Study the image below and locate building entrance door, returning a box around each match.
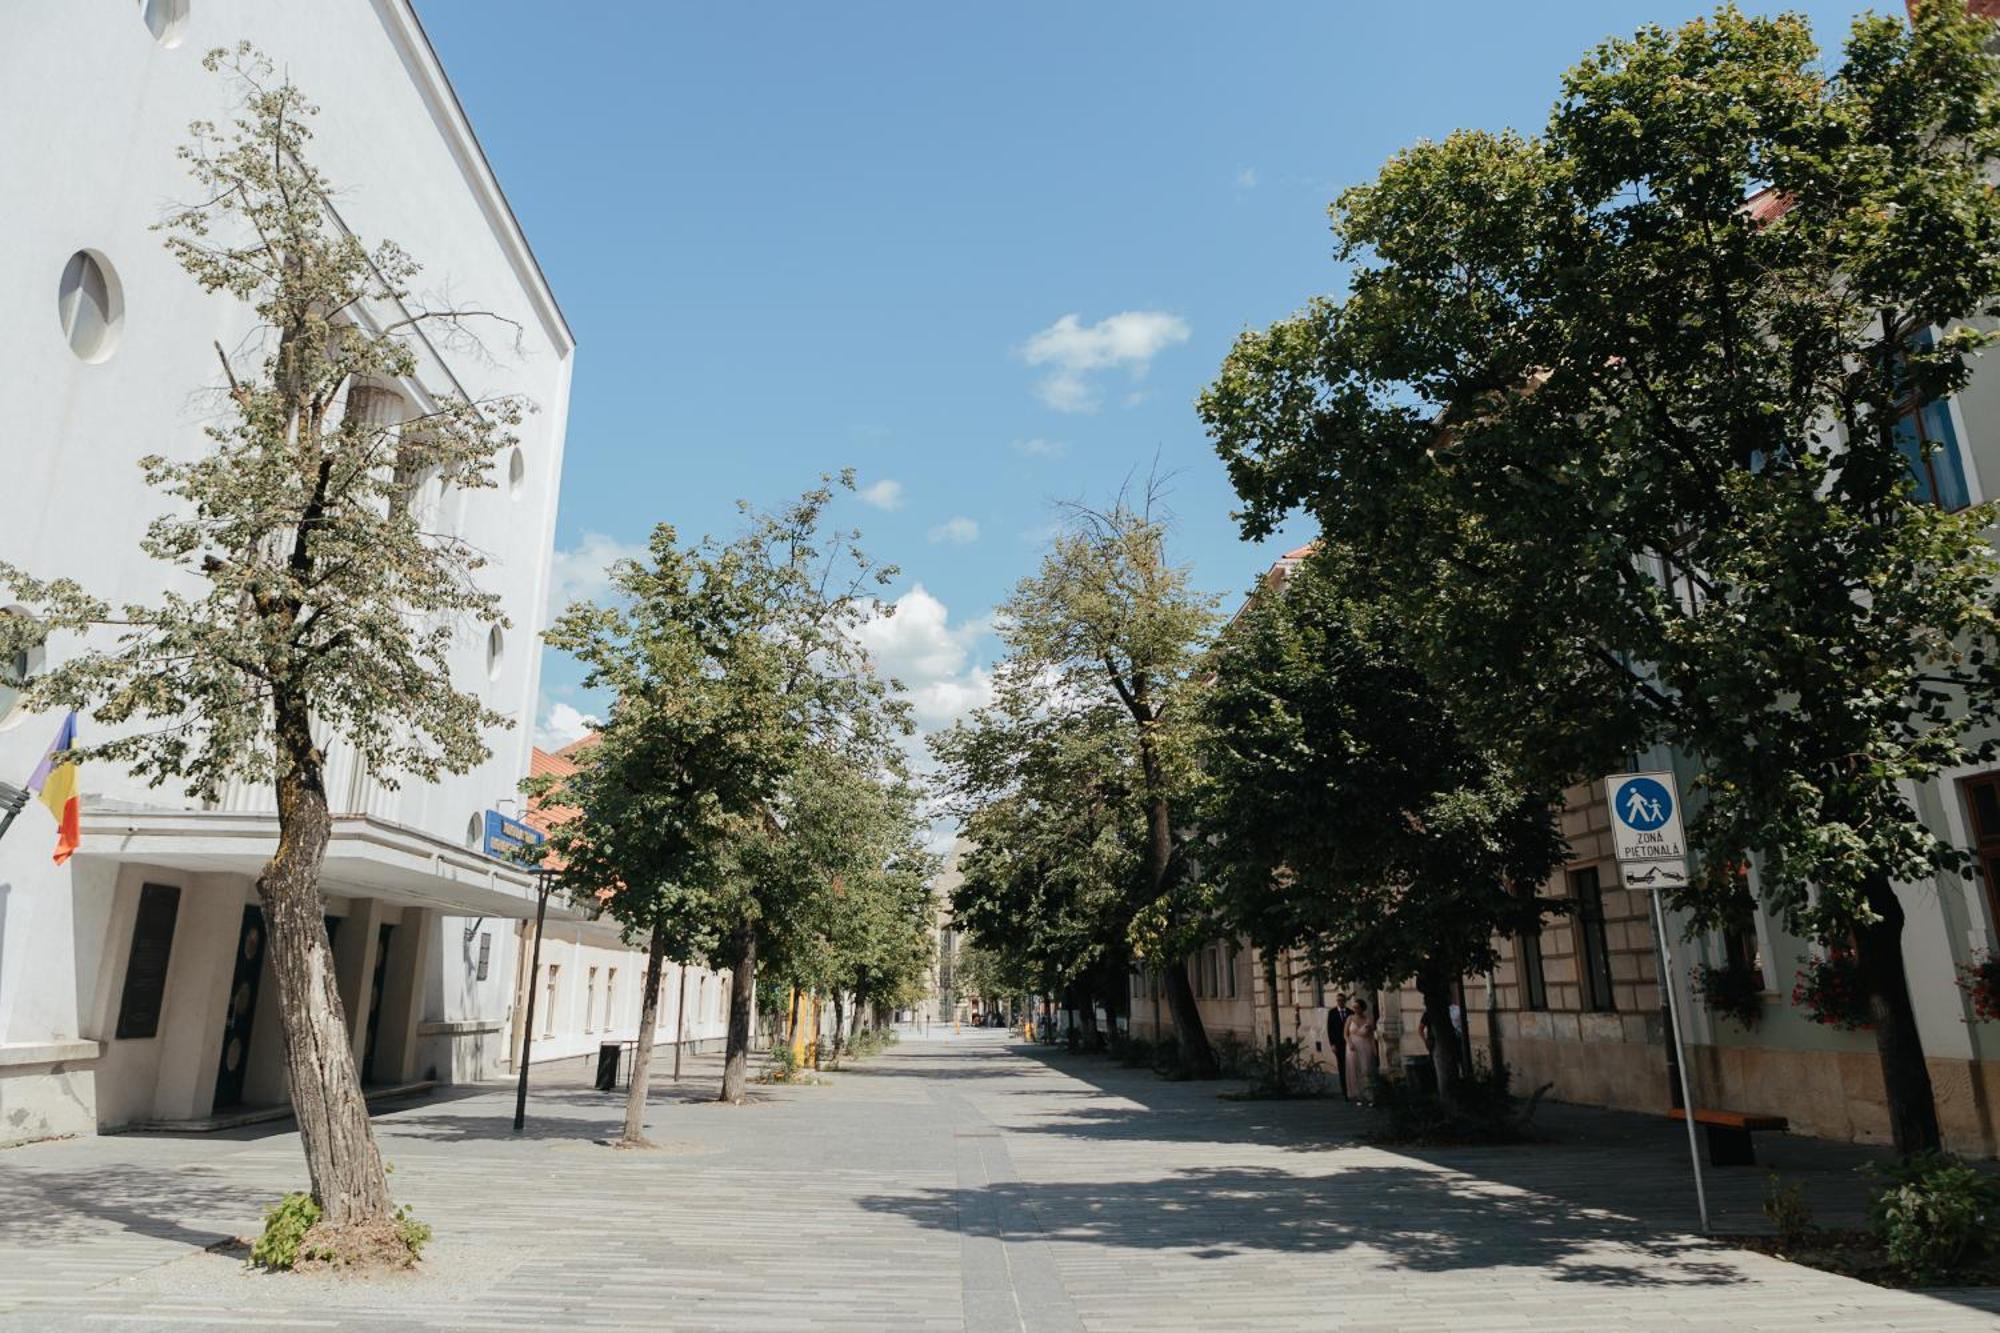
[213,904,265,1109]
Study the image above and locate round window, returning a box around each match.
[140,0,190,47]
[58,251,124,363]
[508,447,526,499]
[466,813,484,848]
[486,625,505,682]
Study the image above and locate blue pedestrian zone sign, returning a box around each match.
[1606,771,1687,864]
[482,809,545,865]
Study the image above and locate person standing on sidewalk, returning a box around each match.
[1344,999,1379,1105]
[1327,993,1351,1100]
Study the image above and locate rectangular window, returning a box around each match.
[542,965,559,1038]
[1723,926,1765,989]
[1519,927,1548,1012]
[1891,329,1972,510]
[115,883,181,1040]
[476,931,491,981]
[1961,772,2000,931]
[606,968,617,1029]
[1226,948,1239,999]
[585,967,599,1032]
[1573,867,1616,1011]
[1312,977,1326,1009]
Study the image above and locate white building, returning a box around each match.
[0,1,575,1143]
[510,919,736,1078]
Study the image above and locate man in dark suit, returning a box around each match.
[1328,993,1351,1100]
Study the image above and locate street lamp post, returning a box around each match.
[512,865,557,1135]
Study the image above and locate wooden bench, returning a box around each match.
[1670,1107,1789,1166]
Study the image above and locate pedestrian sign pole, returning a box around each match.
[1605,770,1710,1235]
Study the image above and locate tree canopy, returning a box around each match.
[1201,0,2000,1152]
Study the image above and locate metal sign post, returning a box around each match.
[1606,770,1710,1235]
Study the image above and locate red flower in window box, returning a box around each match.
[1956,951,2000,1023]
[1792,951,1874,1030]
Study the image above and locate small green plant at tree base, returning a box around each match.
[1692,960,1765,1030]
[1210,1030,1253,1079]
[1114,1034,1156,1069]
[394,1204,432,1261]
[1864,1152,2000,1283]
[1224,1037,1330,1100]
[251,1193,322,1271]
[1763,1173,1814,1247]
[1374,1058,1544,1145]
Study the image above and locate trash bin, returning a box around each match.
[595,1041,622,1091]
[1403,1053,1436,1096]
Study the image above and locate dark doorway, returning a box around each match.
[212,904,265,1109]
[362,922,395,1084]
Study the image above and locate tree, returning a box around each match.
[735,750,933,1058]
[530,516,798,1144]
[0,48,526,1246]
[534,477,907,1108]
[1201,1,2000,1152]
[933,667,1146,1045]
[971,490,1221,1071]
[1196,551,1567,1108]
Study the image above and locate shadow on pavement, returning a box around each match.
[0,1164,265,1249]
[857,1160,1747,1287]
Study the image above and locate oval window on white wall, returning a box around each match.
[486,626,505,682]
[58,251,123,363]
[508,447,526,499]
[140,0,190,47]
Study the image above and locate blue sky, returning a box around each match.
[416,0,1880,752]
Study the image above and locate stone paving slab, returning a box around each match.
[0,1032,1994,1329]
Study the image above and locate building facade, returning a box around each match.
[0,1,575,1144]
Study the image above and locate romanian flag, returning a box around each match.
[26,712,80,865]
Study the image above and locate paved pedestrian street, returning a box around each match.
[1,1032,1996,1331]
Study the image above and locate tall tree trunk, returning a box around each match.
[262,694,392,1227]
[1855,873,1942,1155]
[850,988,865,1040]
[1417,957,1463,1113]
[620,927,668,1145]
[831,992,847,1056]
[1140,769,1216,1077]
[1160,956,1216,1078]
[1262,948,1284,1089]
[1484,965,1504,1082]
[719,919,758,1104]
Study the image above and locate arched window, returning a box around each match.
[58,251,123,362]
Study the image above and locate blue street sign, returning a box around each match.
[1614,777,1673,832]
[482,809,545,864]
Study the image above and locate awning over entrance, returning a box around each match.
[74,810,582,920]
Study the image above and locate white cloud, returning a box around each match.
[928,516,979,545]
[1011,438,1067,458]
[534,698,599,751]
[1236,167,1259,189]
[859,479,906,510]
[851,585,994,732]
[544,532,649,627]
[1020,310,1191,413]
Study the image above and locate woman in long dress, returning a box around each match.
[1344,999,1379,1103]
